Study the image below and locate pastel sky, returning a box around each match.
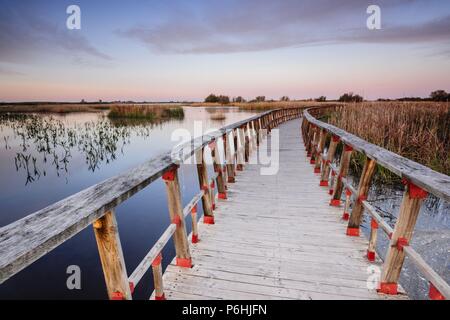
[0,0,449,102]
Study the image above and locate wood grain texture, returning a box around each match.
[93,210,131,300]
[381,187,424,284]
[348,158,377,228]
[196,148,214,217]
[164,169,191,261]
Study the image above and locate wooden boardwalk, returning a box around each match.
[159,120,406,300]
[3,107,447,300]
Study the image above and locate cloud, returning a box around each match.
[118,0,450,54]
[0,65,24,76]
[340,15,450,44]
[0,3,111,64]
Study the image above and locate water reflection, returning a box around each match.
[0,113,166,185]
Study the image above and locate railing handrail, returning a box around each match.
[0,108,299,286]
[303,107,449,300]
[304,108,450,202]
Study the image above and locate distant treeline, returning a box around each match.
[204,89,449,104]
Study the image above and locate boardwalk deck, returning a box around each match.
[157,119,408,300]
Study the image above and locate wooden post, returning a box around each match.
[320,135,339,187]
[301,118,308,143]
[195,147,214,222]
[210,179,216,211]
[310,126,320,163]
[314,129,326,173]
[244,124,250,162]
[306,124,315,157]
[329,171,336,195]
[254,120,260,147]
[367,218,378,262]
[210,141,227,200]
[162,167,192,268]
[379,180,427,295]
[221,134,229,184]
[225,131,235,183]
[151,254,165,300]
[236,128,245,171]
[330,144,353,207]
[347,158,377,236]
[191,204,199,243]
[249,121,256,152]
[93,210,132,300]
[233,128,240,171]
[342,188,352,221]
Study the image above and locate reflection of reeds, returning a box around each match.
[326,102,450,180]
[210,112,226,121]
[0,114,156,185]
[108,105,184,120]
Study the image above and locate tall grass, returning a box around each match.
[107,104,184,120]
[0,104,107,114]
[327,102,450,180]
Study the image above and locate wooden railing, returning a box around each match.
[302,107,450,300]
[0,107,303,300]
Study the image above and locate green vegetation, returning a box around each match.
[338,92,363,103]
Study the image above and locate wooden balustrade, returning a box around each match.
[303,107,450,300]
[0,107,303,300]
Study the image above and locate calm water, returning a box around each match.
[0,107,259,299]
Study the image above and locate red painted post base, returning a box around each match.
[319,180,328,187]
[429,283,445,300]
[228,176,235,183]
[346,227,360,237]
[310,159,316,165]
[192,234,199,244]
[218,192,227,200]
[111,292,125,300]
[155,294,166,300]
[237,164,243,171]
[176,257,193,268]
[204,215,215,225]
[330,199,341,207]
[314,167,321,174]
[378,282,398,295]
[367,250,376,262]
[342,212,349,220]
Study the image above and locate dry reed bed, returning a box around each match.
[107,104,184,120]
[326,102,450,178]
[0,104,109,114]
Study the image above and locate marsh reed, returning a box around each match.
[108,104,184,120]
[326,102,450,180]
